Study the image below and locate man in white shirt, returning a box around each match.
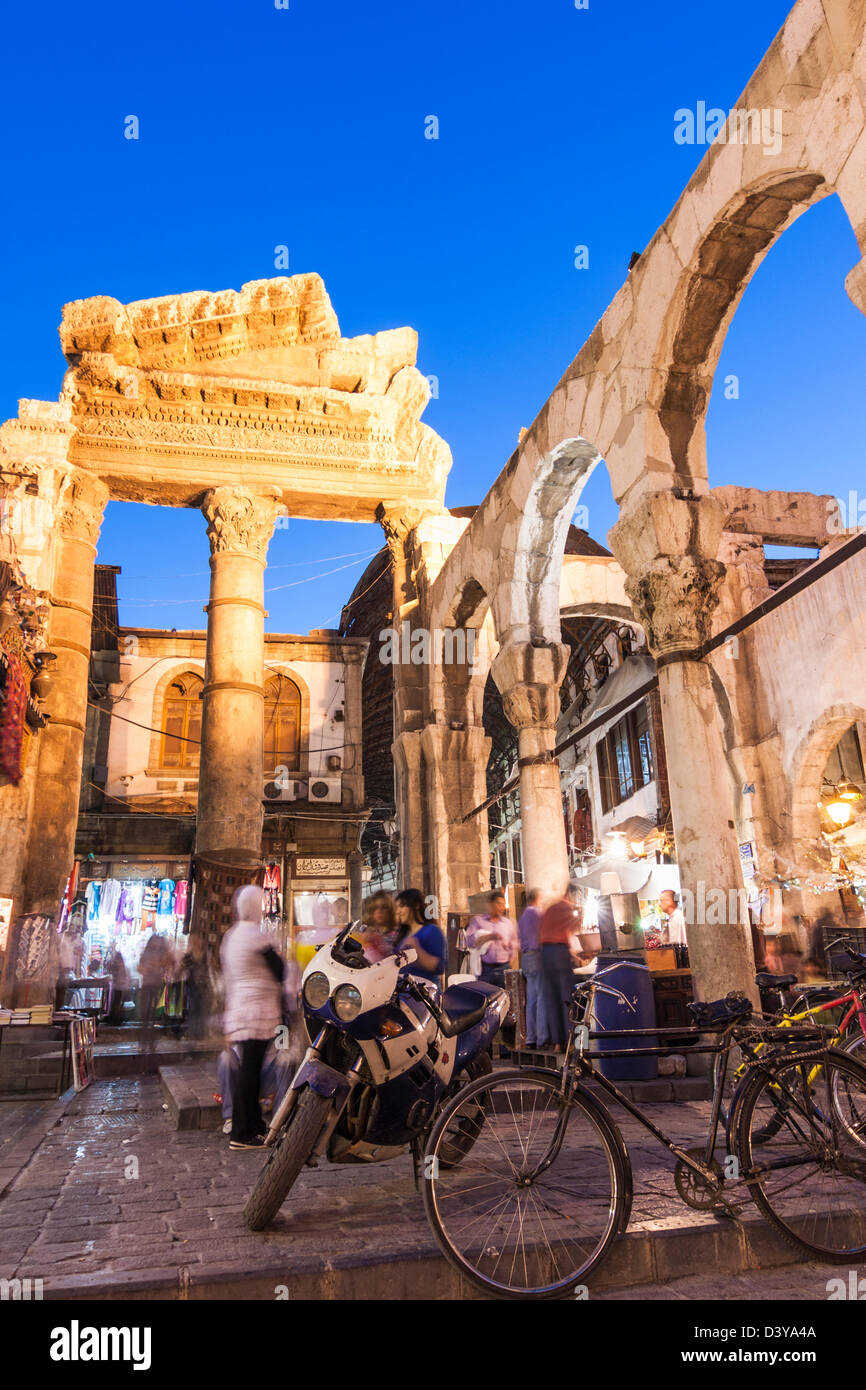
[660,889,687,947]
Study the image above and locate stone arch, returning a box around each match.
[147,661,207,774]
[490,437,606,648]
[426,574,496,727]
[652,173,831,487]
[790,704,866,859]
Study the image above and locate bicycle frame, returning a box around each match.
[528,969,835,1194]
[780,985,866,1039]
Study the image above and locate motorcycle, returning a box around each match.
[243,920,509,1230]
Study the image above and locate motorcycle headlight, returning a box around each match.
[303,971,331,1010]
[333,984,363,1022]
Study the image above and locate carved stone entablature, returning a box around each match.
[202,487,281,563]
[624,556,725,658]
[60,276,342,369]
[43,275,452,519]
[56,473,109,547]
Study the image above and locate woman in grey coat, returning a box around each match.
[220,884,284,1151]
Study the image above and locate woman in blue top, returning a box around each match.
[394,888,446,985]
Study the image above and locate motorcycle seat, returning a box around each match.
[754,972,798,989]
[440,983,493,1038]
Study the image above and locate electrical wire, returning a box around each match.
[116,548,382,582]
[318,557,393,630]
[117,553,377,606]
[85,697,355,757]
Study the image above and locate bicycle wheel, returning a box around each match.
[837,1035,866,1150]
[733,1049,866,1262]
[422,1067,629,1299]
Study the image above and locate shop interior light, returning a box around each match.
[839,781,863,802]
[630,839,645,856]
[826,798,854,828]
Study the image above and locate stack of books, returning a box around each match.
[0,1008,11,1026]
[10,1009,32,1025]
[29,1004,54,1025]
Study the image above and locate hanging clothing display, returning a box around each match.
[157,878,176,918]
[85,880,101,927]
[262,863,281,918]
[0,644,28,786]
[99,878,122,927]
[174,879,189,922]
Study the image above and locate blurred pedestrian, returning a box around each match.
[540,882,582,1052]
[138,927,173,1052]
[182,935,211,1040]
[394,889,446,985]
[357,891,397,963]
[518,889,549,1047]
[106,946,131,1025]
[467,889,518,988]
[221,884,284,1151]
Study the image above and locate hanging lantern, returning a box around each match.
[826,797,854,828]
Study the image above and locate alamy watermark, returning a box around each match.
[674,102,783,157]
[378,623,479,668]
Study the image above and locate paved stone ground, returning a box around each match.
[596,1263,850,1300]
[0,1076,861,1299]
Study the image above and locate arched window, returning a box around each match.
[160,673,203,771]
[264,675,301,773]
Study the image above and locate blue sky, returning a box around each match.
[2,0,864,630]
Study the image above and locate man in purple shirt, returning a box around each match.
[518,889,549,1048]
[467,890,517,988]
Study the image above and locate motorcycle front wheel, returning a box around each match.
[243,1088,331,1231]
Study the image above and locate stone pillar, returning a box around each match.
[421,723,491,918]
[348,849,364,921]
[195,487,280,866]
[20,473,108,916]
[393,730,425,889]
[611,493,758,1007]
[491,642,570,898]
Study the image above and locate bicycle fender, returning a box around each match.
[291,1057,351,1109]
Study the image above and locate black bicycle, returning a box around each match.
[422,963,866,1299]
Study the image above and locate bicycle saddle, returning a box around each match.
[754,972,798,989]
[687,992,753,1027]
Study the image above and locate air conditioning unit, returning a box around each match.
[263,777,305,803]
[308,775,342,804]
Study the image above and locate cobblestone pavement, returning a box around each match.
[0,1077,856,1298]
[596,1263,852,1300]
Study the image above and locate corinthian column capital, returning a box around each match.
[491,641,570,731]
[56,473,109,548]
[202,487,282,563]
[624,556,725,657]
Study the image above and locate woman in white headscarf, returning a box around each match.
[220,884,284,1150]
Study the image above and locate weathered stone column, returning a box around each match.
[393,730,425,889]
[610,492,758,1007]
[196,487,280,865]
[348,849,364,921]
[20,472,108,915]
[421,723,491,918]
[491,642,570,897]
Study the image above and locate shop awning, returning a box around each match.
[573,855,653,895]
[559,654,656,739]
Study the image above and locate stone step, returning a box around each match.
[95,1041,220,1079]
[34,1208,851,1302]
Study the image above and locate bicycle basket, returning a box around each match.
[687,990,752,1027]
